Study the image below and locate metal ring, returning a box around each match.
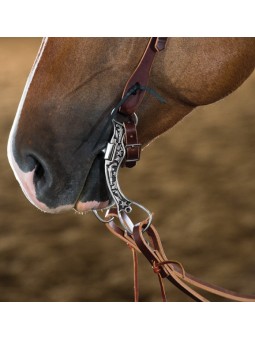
[131,112,138,126]
[93,209,114,223]
[116,201,153,234]
[141,216,153,233]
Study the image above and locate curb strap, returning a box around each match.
[119,37,168,167]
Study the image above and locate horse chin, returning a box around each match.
[72,153,112,213]
[74,200,110,213]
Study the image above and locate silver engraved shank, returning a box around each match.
[104,120,153,234]
[104,120,132,215]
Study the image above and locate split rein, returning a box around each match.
[93,38,255,302]
[104,210,255,302]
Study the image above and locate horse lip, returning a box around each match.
[73,150,112,213]
[74,200,110,213]
[72,112,115,212]
[58,120,112,212]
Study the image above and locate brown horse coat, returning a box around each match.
[7,38,255,213]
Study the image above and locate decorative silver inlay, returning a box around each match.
[103,120,152,234]
[104,120,132,214]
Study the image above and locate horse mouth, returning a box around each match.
[73,153,113,213]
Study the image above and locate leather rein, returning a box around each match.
[93,37,255,302]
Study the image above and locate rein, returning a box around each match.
[93,37,255,302]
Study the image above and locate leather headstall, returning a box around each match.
[119,37,167,168]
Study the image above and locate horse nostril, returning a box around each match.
[27,155,48,189]
[34,161,45,182]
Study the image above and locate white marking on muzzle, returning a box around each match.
[7,151,73,213]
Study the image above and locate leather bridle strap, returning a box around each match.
[105,209,141,301]
[133,221,208,302]
[120,37,168,115]
[119,37,168,168]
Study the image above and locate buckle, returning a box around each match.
[125,143,141,162]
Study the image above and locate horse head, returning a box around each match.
[8,38,255,214]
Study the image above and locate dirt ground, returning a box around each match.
[0,38,254,302]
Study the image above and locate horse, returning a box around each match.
[7,38,255,217]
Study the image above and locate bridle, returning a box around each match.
[94,37,168,231]
[93,37,255,302]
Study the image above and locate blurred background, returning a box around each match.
[0,38,254,302]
